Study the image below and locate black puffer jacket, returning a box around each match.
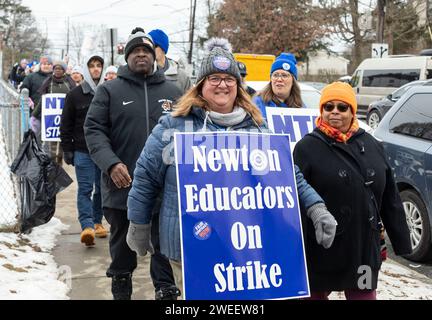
[84,65,182,210]
[293,128,411,291]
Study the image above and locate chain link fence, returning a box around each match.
[0,79,29,232]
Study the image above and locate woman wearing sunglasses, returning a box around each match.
[253,52,302,119]
[293,82,412,300]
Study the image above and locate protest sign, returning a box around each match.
[41,93,66,142]
[174,132,309,300]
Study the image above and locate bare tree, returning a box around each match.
[207,0,330,57]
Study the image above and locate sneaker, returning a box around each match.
[95,224,108,238]
[80,228,95,246]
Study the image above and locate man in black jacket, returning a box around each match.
[60,54,107,247]
[84,29,182,300]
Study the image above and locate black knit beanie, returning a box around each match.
[124,30,155,61]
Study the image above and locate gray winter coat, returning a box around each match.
[84,64,182,210]
[127,107,323,261]
[164,58,192,93]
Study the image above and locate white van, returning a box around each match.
[350,55,432,116]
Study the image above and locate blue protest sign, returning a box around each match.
[266,108,318,150]
[41,93,66,141]
[174,132,309,300]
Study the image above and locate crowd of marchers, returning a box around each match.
[7,26,412,301]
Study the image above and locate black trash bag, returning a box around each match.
[10,130,73,233]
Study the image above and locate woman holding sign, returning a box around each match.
[253,53,302,119]
[126,38,337,298]
[293,82,412,300]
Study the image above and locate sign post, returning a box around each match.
[372,43,389,58]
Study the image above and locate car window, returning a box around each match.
[392,85,412,100]
[350,70,361,87]
[362,69,420,88]
[301,90,321,109]
[389,93,432,141]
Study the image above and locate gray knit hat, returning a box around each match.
[124,30,155,61]
[196,38,241,83]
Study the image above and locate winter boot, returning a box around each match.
[94,224,108,238]
[80,228,95,246]
[112,273,133,300]
[155,285,181,300]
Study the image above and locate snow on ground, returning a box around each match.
[0,217,70,299]
[329,260,432,300]
[0,115,19,228]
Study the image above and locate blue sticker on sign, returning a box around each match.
[213,56,231,70]
[194,221,212,240]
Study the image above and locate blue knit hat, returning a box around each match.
[270,53,298,79]
[149,29,169,54]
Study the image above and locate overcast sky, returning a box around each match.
[21,0,207,63]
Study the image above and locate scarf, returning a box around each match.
[315,116,360,143]
[208,106,247,127]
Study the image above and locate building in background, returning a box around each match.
[298,50,349,83]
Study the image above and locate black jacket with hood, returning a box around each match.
[60,55,105,153]
[84,64,182,210]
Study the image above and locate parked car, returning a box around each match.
[374,86,432,262]
[350,55,432,116]
[301,81,327,92]
[366,79,432,129]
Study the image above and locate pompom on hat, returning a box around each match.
[270,53,298,79]
[196,38,241,83]
[319,81,358,114]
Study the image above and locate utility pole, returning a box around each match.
[376,0,386,43]
[188,0,197,65]
[65,17,70,59]
[110,28,115,66]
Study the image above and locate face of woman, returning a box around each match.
[271,70,293,101]
[202,73,238,114]
[321,100,354,133]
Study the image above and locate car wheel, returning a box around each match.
[400,189,432,262]
[366,110,381,130]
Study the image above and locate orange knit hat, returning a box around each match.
[319,82,357,114]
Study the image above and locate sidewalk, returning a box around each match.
[52,164,154,300]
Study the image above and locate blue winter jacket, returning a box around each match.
[127,107,323,261]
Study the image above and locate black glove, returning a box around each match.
[63,151,74,166]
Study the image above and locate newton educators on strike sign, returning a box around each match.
[174,132,309,300]
[41,93,66,142]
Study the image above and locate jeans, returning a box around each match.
[74,151,102,230]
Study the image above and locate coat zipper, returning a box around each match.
[144,80,149,139]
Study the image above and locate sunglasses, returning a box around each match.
[323,102,350,112]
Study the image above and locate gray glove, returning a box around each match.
[126,222,154,256]
[306,203,338,249]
